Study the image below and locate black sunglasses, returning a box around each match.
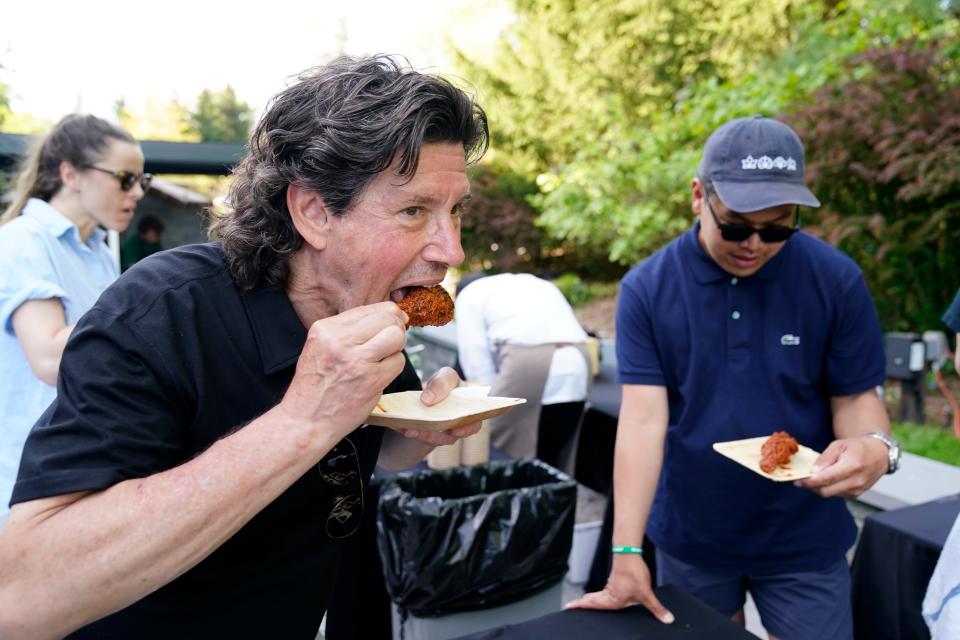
[86,166,153,192]
[317,437,364,539]
[703,194,800,244]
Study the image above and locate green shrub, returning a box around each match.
[533,0,952,271]
[552,273,619,308]
[892,422,960,467]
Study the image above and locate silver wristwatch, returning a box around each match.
[866,432,901,474]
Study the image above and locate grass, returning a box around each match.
[892,422,960,467]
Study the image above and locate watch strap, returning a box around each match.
[866,432,901,474]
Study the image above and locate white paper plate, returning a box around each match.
[712,436,820,482]
[366,390,525,432]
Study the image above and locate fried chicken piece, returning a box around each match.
[759,431,799,473]
[397,285,454,327]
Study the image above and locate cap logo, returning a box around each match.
[741,155,797,171]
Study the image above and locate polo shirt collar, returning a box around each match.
[22,197,108,246]
[241,283,307,375]
[683,220,789,284]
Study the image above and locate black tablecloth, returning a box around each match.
[585,362,621,420]
[573,363,619,494]
[851,493,960,640]
[451,585,756,639]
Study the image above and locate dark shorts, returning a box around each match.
[656,548,853,640]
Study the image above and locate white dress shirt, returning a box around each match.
[924,512,960,638]
[455,273,589,404]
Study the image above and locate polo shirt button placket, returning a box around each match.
[731,277,739,285]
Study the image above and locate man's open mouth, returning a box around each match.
[389,288,410,304]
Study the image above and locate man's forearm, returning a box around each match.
[831,388,890,439]
[610,385,669,549]
[0,405,340,640]
[611,420,665,548]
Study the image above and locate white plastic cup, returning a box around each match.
[460,421,491,466]
[427,439,463,470]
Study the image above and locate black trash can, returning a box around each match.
[377,459,577,618]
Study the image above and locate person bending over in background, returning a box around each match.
[456,271,591,471]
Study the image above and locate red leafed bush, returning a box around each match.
[786,39,960,331]
[461,164,623,278]
[460,164,544,272]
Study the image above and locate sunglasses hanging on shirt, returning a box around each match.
[317,436,365,539]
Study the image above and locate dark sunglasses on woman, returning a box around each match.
[317,437,364,539]
[85,165,153,192]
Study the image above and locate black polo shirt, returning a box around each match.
[12,243,421,639]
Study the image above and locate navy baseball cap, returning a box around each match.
[698,116,821,212]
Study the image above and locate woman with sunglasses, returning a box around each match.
[0,113,148,524]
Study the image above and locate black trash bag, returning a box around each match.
[377,459,577,617]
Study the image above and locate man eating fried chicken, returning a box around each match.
[0,56,487,639]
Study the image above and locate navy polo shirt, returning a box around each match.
[944,289,960,333]
[616,223,884,572]
[12,243,421,639]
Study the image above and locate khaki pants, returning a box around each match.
[488,343,590,464]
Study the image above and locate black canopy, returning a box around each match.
[0,133,245,175]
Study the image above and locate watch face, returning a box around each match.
[888,441,901,473]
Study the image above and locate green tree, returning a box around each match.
[452,0,806,177]
[531,0,953,265]
[0,82,9,130]
[461,163,543,272]
[185,86,252,142]
[113,98,131,126]
[0,56,10,128]
[116,97,198,142]
[448,0,870,274]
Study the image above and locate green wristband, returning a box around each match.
[611,545,644,555]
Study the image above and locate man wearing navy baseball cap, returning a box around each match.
[569,117,898,640]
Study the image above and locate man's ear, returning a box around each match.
[59,161,81,192]
[287,184,331,251]
[691,176,705,216]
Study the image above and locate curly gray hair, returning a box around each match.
[210,55,489,292]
